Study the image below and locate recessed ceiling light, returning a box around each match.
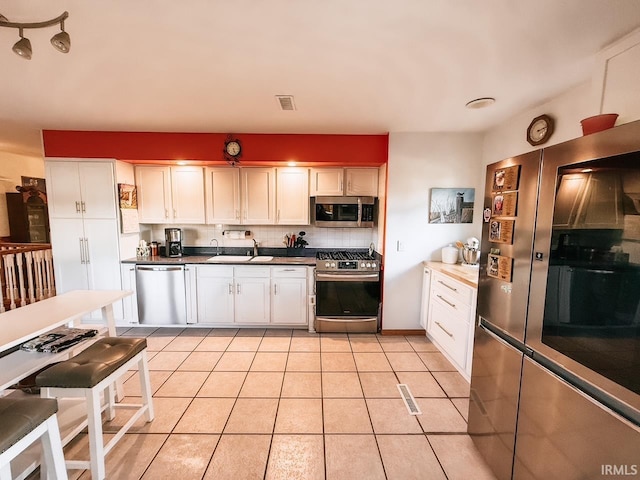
[465,97,496,109]
[176,160,187,165]
[287,161,297,167]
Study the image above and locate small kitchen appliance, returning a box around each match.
[164,228,183,257]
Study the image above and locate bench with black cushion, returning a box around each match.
[0,397,67,479]
[36,337,154,480]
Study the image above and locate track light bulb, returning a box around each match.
[51,31,70,53]
[12,30,32,59]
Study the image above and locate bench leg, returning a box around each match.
[138,351,154,422]
[86,389,106,480]
[105,384,116,421]
[41,415,68,480]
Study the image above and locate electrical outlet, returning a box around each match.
[397,241,405,252]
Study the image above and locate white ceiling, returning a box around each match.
[1,0,640,157]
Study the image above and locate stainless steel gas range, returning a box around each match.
[314,251,381,333]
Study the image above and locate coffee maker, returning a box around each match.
[165,228,183,257]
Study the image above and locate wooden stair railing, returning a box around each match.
[0,243,55,312]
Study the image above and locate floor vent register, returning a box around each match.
[397,384,422,415]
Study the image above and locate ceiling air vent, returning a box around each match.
[276,95,296,111]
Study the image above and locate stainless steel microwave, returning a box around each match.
[311,196,376,227]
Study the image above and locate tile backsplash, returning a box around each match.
[140,224,378,250]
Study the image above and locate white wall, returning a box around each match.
[381,133,484,330]
[115,161,141,260]
[482,82,593,164]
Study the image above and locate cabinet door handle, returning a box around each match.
[173,209,177,218]
[228,284,233,294]
[81,201,86,213]
[84,238,90,264]
[436,294,456,309]
[438,280,457,292]
[237,284,241,294]
[435,321,454,338]
[277,210,280,222]
[235,210,240,220]
[79,238,85,264]
[75,201,81,213]
[274,284,278,295]
[165,209,169,219]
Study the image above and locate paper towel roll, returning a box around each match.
[224,230,250,240]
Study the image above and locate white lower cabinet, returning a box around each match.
[234,267,271,324]
[193,265,308,326]
[271,267,308,325]
[426,269,477,380]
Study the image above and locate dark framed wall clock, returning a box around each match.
[526,114,554,146]
[223,136,242,165]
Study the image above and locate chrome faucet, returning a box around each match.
[210,238,220,256]
[252,239,259,256]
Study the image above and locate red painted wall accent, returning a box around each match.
[42,131,388,166]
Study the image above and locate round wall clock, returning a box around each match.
[526,114,554,146]
[223,137,242,164]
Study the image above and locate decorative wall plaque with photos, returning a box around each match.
[492,191,518,217]
[492,165,520,192]
[489,219,515,244]
[487,254,513,282]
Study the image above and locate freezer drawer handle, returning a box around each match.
[436,294,456,309]
[438,280,457,292]
[435,321,454,338]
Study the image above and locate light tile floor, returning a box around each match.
[61,328,497,480]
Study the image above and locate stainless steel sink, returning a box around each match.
[206,255,252,262]
[250,256,274,262]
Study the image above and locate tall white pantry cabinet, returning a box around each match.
[45,159,124,318]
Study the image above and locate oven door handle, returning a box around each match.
[316,273,379,282]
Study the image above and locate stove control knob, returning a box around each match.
[325,262,331,268]
[361,262,366,268]
[330,262,336,268]
[372,262,377,268]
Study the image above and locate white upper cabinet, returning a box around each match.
[595,29,640,124]
[46,161,116,219]
[276,168,310,225]
[345,168,379,196]
[205,167,241,224]
[310,167,378,196]
[171,167,206,224]
[241,168,276,224]
[310,168,344,196]
[136,166,205,224]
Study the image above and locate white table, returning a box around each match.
[0,290,132,392]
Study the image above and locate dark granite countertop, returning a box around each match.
[121,254,316,266]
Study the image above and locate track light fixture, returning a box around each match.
[0,11,69,59]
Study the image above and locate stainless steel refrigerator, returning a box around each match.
[468,121,640,480]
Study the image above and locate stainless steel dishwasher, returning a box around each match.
[136,265,187,324]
